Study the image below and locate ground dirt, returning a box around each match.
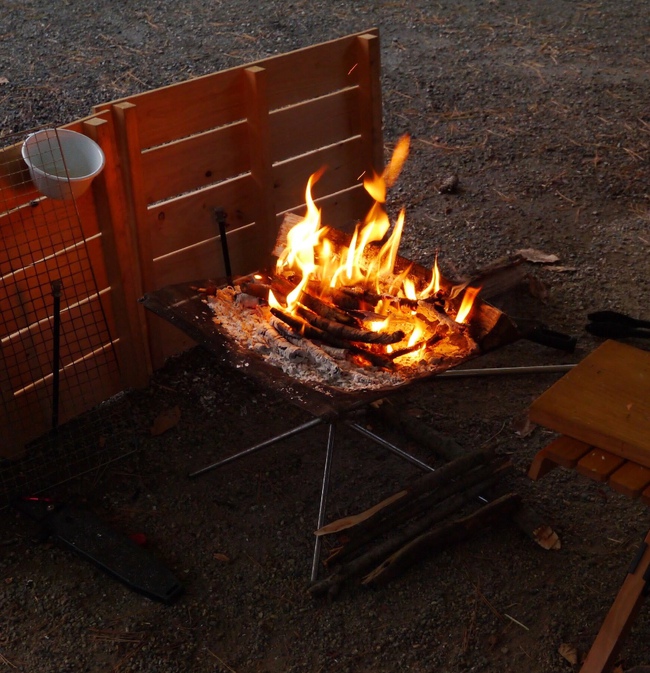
[1,1,650,672]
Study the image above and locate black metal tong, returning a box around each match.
[586,310,650,340]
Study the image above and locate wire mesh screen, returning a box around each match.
[0,127,137,505]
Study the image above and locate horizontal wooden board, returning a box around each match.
[152,221,265,288]
[148,174,255,258]
[269,87,361,164]
[0,189,100,278]
[141,121,249,205]
[529,340,650,468]
[576,448,626,482]
[95,30,377,150]
[1,290,116,392]
[278,183,374,234]
[1,236,109,338]
[11,343,122,444]
[272,136,369,215]
[608,461,650,499]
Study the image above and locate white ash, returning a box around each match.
[205,286,479,392]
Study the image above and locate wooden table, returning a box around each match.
[527,340,650,673]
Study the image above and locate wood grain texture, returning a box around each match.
[529,340,650,468]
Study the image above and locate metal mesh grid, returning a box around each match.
[0,127,137,505]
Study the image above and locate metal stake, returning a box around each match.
[214,207,232,280]
[311,423,336,582]
[51,280,63,429]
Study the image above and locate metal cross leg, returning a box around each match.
[188,416,435,582]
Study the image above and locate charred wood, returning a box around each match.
[294,305,405,345]
[269,307,392,369]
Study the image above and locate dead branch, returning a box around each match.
[309,472,507,599]
[362,493,521,586]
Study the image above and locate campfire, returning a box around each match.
[204,135,516,393]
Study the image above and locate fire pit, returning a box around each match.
[139,135,520,580]
[143,136,518,407]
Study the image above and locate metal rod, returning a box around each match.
[438,363,576,378]
[51,280,63,429]
[345,420,434,473]
[188,416,325,479]
[214,207,232,280]
[311,423,336,582]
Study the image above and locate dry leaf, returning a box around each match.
[558,642,578,665]
[532,524,561,550]
[515,248,560,264]
[213,552,230,563]
[150,405,181,436]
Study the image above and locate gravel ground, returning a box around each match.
[1,1,650,672]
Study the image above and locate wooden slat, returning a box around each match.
[94,30,378,150]
[243,66,277,270]
[269,87,361,164]
[1,236,108,338]
[0,190,100,278]
[152,222,263,288]
[355,33,385,176]
[272,136,368,215]
[527,435,592,481]
[608,462,650,499]
[529,340,650,468]
[141,121,249,205]
[1,290,116,392]
[147,174,255,259]
[11,343,122,444]
[579,527,650,673]
[83,116,151,388]
[576,448,626,482]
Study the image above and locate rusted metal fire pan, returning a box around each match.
[140,271,520,419]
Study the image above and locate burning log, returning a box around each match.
[361,493,521,586]
[294,305,405,345]
[269,307,393,369]
[269,273,357,326]
[270,317,343,379]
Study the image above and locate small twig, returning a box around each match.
[0,651,17,669]
[504,613,530,631]
[207,648,239,673]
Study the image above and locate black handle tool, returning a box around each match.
[12,497,184,604]
[586,310,650,340]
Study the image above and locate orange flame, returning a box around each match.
[456,287,481,324]
[272,133,481,361]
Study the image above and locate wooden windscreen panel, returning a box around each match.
[0,115,148,458]
[96,29,384,368]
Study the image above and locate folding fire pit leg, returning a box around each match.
[188,417,325,478]
[345,420,435,473]
[312,423,336,582]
